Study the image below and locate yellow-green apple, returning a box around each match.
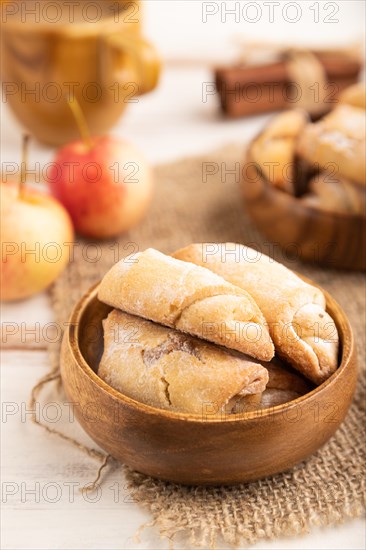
[1,182,74,302]
[47,136,153,239]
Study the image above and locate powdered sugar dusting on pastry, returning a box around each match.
[173,243,336,384]
[319,131,355,158]
[98,248,274,360]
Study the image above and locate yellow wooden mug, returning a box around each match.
[0,1,160,145]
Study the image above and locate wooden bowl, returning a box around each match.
[242,163,366,271]
[61,281,357,486]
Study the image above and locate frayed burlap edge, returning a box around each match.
[122,466,365,549]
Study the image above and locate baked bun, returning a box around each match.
[339,83,366,110]
[260,358,313,409]
[249,109,308,194]
[99,309,269,415]
[301,171,366,215]
[173,243,339,384]
[98,248,274,361]
[296,105,366,187]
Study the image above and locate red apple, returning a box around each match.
[1,182,74,301]
[47,136,153,239]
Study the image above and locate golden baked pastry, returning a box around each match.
[98,248,274,361]
[296,105,366,187]
[173,243,339,384]
[260,358,313,409]
[301,171,366,215]
[339,83,366,110]
[249,109,308,193]
[99,309,269,414]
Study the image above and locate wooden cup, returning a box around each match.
[242,159,366,271]
[60,280,357,486]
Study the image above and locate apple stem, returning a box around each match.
[19,134,30,199]
[66,95,93,150]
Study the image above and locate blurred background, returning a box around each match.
[145,0,365,59]
[1,0,365,164]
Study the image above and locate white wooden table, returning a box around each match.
[1,2,365,548]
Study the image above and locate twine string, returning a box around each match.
[81,454,114,493]
[29,368,110,466]
[285,48,328,115]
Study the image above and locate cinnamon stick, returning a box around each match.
[215,53,362,118]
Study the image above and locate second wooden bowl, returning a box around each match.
[61,281,357,486]
[242,162,366,271]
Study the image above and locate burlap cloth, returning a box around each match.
[45,145,365,548]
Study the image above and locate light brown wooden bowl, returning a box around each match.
[61,281,357,486]
[242,162,366,271]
